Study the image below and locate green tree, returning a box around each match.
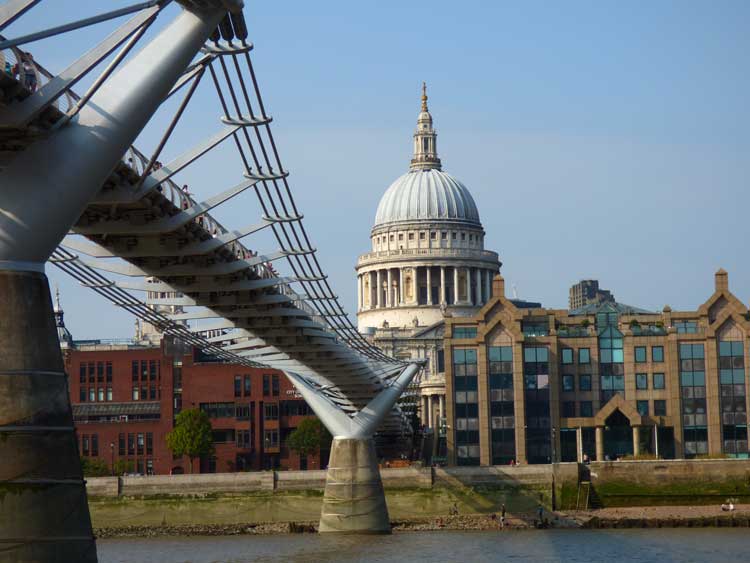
[113,459,135,476]
[80,457,109,477]
[286,419,330,463]
[166,408,214,473]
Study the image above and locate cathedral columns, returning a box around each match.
[453,266,458,305]
[440,266,446,305]
[477,268,483,304]
[399,268,404,305]
[376,270,382,308]
[466,267,472,305]
[485,269,491,300]
[386,269,393,307]
[357,275,362,311]
[426,266,433,305]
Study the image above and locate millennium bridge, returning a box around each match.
[0,1,420,560]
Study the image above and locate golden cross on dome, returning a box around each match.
[421,81,428,112]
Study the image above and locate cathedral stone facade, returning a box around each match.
[355,85,501,448]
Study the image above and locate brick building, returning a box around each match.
[445,269,750,465]
[64,336,324,475]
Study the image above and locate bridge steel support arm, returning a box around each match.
[0,4,235,562]
[286,363,421,534]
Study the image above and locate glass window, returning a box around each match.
[562,402,576,417]
[654,400,667,416]
[244,375,251,396]
[79,387,86,402]
[263,374,270,396]
[579,374,592,391]
[578,348,590,364]
[636,373,648,390]
[562,375,575,392]
[637,400,649,416]
[561,348,574,365]
[234,375,241,398]
[653,373,665,389]
[89,388,96,402]
[272,375,280,396]
[652,346,664,363]
[580,401,593,417]
[635,346,647,363]
[106,387,113,401]
[454,326,478,339]
[675,321,698,334]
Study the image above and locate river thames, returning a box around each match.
[98,528,747,562]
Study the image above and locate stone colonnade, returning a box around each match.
[574,424,647,462]
[357,265,494,311]
[421,394,446,430]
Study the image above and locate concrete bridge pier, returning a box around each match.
[319,437,390,533]
[0,268,97,562]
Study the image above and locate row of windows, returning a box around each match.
[79,386,113,402]
[79,362,112,384]
[116,432,154,456]
[234,374,253,397]
[634,346,664,363]
[131,386,159,401]
[561,348,590,365]
[131,360,160,382]
[560,399,667,418]
[376,231,481,244]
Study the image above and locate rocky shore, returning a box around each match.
[568,504,750,529]
[94,505,750,538]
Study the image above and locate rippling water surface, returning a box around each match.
[98,528,748,563]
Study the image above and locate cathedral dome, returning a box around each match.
[372,82,482,231]
[373,168,481,228]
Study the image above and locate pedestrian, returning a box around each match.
[583,453,590,465]
[500,503,506,529]
[537,504,544,524]
[22,52,37,91]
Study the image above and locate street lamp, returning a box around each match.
[110,442,115,476]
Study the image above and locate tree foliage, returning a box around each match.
[286,418,330,459]
[166,408,214,473]
[113,459,135,476]
[80,457,109,477]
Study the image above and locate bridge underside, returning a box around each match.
[0,2,421,557]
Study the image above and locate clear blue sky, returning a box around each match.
[8,0,750,339]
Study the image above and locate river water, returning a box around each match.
[98,529,748,562]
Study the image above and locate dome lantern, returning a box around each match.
[411,82,441,171]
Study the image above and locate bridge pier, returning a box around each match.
[0,269,97,562]
[285,363,421,535]
[319,437,390,534]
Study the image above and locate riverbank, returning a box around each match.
[94,514,533,538]
[568,504,750,529]
[93,506,750,538]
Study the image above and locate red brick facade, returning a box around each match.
[65,338,324,475]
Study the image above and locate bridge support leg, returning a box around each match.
[319,437,390,534]
[0,269,97,562]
